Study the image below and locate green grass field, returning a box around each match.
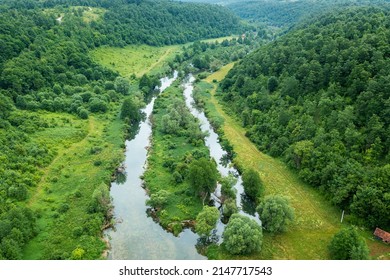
[81,7,106,23]
[200,63,390,260]
[23,109,125,259]
[90,45,181,78]
[90,36,239,79]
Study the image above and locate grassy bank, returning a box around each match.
[23,109,125,259]
[197,63,389,259]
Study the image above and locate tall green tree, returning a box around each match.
[222,214,263,255]
[188,158,218,201]
[256,195,295,234]
[120,97,141,123]
[195,206,219,237]
[242,168,263,201]
[329,227,369,260]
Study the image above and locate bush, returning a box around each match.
[195,206,220,237]
[77,108,89,119]
[329,227,369,260]
[146,190,170,209]
[256,195,294,233]
[222,214,262,255]
[242,168,263,201]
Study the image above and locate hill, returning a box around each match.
[219,7,390,230]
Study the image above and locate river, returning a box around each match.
[105,72,205,260]
[105,73,259,259]
[182,75,260,238]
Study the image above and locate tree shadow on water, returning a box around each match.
[195,230,219,256]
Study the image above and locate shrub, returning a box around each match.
[329,227,369,260]
[256,195,294,233]
[222,214,262,255]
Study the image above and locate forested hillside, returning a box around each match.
[220,7,390,230]
[180,0,390,28]
[0,0,242,259]
[227,0,390,27]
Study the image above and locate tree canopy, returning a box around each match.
[256,195,295,234]
[220,7,390,229]
[329,227,370,260]
[195,206,220,237]
[188,157,218,198]
[242,168,264,201]
[222,214,263,255]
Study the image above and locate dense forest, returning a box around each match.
[0,0,241,259]
[180,0,390,28]
[226,0,390,27]
[219,7,390,230]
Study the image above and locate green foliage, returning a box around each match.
[242,168,263,201]
[222,198,238,219]
[195,206,220,237]
[114,77,130,95]
[220,174,237,202]
[71,247,85,260]
[143,83,210,232]
[88,183,112,220]
[89,98,108,113]
[227,0,385,27]
[256,195,295,234]
[146,190,170,209]
[120,97,141,123]
[222,214,263,255]
[91,0,242,47]
[220,7,390,229]
[267,76,278,93]
[188,158,218,198]
[329,227,370,260]
[0,206,37,260]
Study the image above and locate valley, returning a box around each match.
[0,0,388,261]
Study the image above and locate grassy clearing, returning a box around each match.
[81,7,106,23]
[90,36,240,78]
[90,45,181,78]
[200,63,389,259]
[43,6,105,23]
[201,36,237,44]
[23,109,125,259]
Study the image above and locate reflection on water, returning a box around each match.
[182,75,261,238]
[106,73,260,260]
[105,72,205,260]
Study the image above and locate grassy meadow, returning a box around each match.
[90,45,181,78]
[23,109,125,259]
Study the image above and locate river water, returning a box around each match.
[106,73,259,259]
[182,76,260,238]
[105,72,205,260]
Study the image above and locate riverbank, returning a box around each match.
[195,63,389,260]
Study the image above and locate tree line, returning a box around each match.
[219,7,390,230]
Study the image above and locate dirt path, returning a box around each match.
[142,48,175,76]
[28,117,96,207]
